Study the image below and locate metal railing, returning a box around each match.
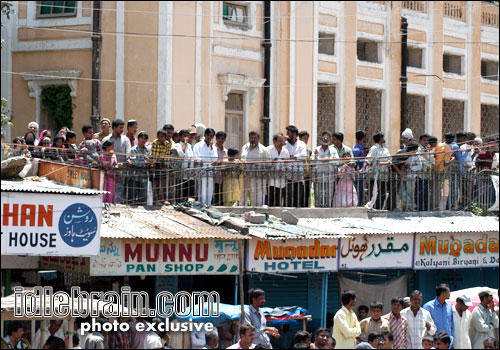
[99,159,498,213]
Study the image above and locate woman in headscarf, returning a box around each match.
[37,129,52,147]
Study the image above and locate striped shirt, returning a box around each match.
[385,312,408,349]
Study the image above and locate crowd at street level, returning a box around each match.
[1,119,499,211]
[2,285,499,349]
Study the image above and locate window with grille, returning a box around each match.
[443,54,463,75]
[405,95,426,140]
[223,2,248,27]
[317,85,336,145]
[442,99,464,137]
[481,104,499,138]
[356,88,382,147]
[357,39,380,63]
[408,47,423,69]
[225,93,244,150]
[36,1,77,18]
[318,32,335,56]
[481,60,499,81]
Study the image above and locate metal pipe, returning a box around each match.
[91,1,102,131]
[262,1,272,146]
[400,17,408,139]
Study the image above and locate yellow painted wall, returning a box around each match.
[294,1,314,145]
[172,1,196,128]
[358,20,384,35]
[319,14,337,27]
[11,50,92,139]
[18,25,91,41]
[408,72,426,85]
[443,78,466,90]
[470,2,482,136]
[318,61,337,74]
[432,2,444,138]
[275,1,290,135]
[123,1,158,135]
[357,66,384,80]
[100,1,117,122]
[388,2,402,154]
[444,35,465,49]
[343,2,357,148]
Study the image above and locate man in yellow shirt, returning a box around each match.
[333,291,361,349]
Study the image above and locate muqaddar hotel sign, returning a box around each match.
[247,239,339,273]
[414,232,499,269]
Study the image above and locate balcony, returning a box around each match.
[402,1,428,13]
[444,1,466,22]
[482,2,499,28]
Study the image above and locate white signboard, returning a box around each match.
[1,192,102,256]
[339,234,414,270]
[247,238,339,273]
[414,232,499,269]
[90,238,240,276]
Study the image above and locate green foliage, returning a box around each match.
[40,86,74,131]
[470,202,497,217]
[1,97,12,128]
[1,1,14,19]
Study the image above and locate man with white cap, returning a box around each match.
[470,289,499,349]
[401,128,414,147]
[453,294,473,349]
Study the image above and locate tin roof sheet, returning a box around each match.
[298,216,499,235]
[101,206,249,240]
[1,179,106,195]
[248,222,347,240]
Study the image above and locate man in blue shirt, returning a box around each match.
[353,130,367,206]
[423,283,454,348]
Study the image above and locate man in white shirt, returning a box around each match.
[362,132,392,210]
[453,294,473,349]
[285,125,308,207]
[193,128,219,206]
[175,129,196,200]
[312,131,340,207]
[400,290,436,349]
[266,133,289,207]
[241,131,271,206]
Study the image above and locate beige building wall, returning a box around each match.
[2,1,498,148]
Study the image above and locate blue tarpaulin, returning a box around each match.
[176,303,310,327]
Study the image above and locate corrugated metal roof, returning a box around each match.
[299,216,499,235]
[249,222,346,240]
[1,179,106,195]
[101,206,249,240]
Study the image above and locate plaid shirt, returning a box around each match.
[150,139,172,168]
[385,312,408,349]
[400,307,436,349]
[108,330,131,349]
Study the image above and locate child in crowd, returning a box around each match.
[223,148,242,206]
[333,153,358,207]
[422,335,435,350]
[100,140,117,203]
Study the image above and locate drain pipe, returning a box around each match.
[400,17,408,137]
[91,1,102,131]
[262,1,271,146]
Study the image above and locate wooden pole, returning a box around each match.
[239,240,245,326]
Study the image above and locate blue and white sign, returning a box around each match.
[1,192,102,256]
[59,203,98,247]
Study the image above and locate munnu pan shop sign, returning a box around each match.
[1,192,102,256]
[90,238,240,276]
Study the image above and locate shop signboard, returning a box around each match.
[339,234,414,270]
[414,232,499,269]
[247,238,339,273]
[1,192,102,256]
[40,256,90,274]
[90,238,240,275]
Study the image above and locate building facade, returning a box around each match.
[1,1,499,152]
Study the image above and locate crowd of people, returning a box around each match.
[3,285,498,349]
[1,119,498,210]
